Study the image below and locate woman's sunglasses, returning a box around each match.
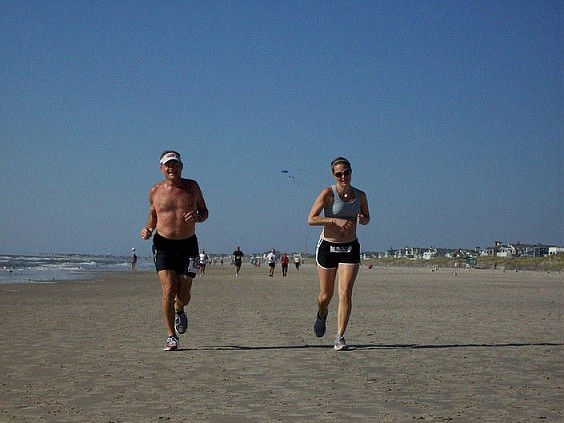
[334,169,351,178]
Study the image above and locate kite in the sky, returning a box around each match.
[281,169,307,186]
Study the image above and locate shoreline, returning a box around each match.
[1,258,561,287]
[1,265,562,421]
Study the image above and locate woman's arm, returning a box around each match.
[357,189,370,225]
[308,188,334,226]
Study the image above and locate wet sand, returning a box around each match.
[1,264,562,422]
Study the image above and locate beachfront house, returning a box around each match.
[496,244,516,258]
[481,241,553,257]
[422,248,437,260]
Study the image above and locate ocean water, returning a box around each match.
[0,254,153,284]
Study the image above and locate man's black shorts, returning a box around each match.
[316,238,361,269]
[152,233,199,277]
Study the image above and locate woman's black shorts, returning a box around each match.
[316,238,361,269]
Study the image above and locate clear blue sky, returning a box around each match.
[1,1,561,257]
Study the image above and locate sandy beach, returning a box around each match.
[1,263,562,422]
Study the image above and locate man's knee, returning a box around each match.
[318,291,332,305]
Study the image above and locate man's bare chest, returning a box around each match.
[154,189,195,212]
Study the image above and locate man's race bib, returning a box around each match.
[184,257,199,274]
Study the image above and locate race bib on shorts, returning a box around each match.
[184,257,198,274]
[330,245,353,253]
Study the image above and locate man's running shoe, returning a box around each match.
[314,312,327,338]
[175,309,188,335]
[334,336,348,351]
[163,335,179,351]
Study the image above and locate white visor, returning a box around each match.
[160,152,181,165]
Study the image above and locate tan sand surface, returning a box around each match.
[1,264,562,422]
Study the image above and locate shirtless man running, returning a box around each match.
[141,150,209,351]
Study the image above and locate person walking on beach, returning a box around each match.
[308,157,370,351]
[267,249,277,277]
[130,251,138,271]
[294,254,301,271]
[233,246,244,277]
[141,150,209,351]
[281,253,289,277]
[199,249,209,276]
